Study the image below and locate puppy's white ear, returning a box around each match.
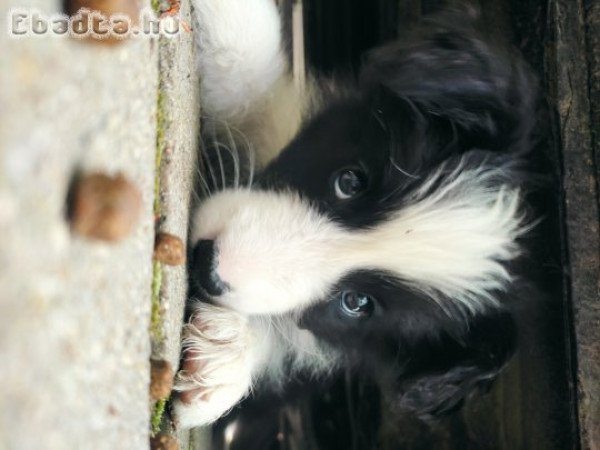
[391,308,516,420]
[359,10,536,155]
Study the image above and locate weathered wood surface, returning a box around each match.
[550,0,600,448]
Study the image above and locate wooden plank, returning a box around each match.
[548,0,600,448]
[585,0,600,210]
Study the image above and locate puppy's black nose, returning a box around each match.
[190,240,228,297]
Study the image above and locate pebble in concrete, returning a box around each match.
[151,434,180,450]
[150,359,175,402]
[68,172,143,242]
[154,232,186,266]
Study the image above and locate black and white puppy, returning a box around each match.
[172,0,537,429]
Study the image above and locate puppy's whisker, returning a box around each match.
[203,152,218,193]
[218,142,240,190]
[228,123,256,189]
[195,166,212,198]
[246,145,256,189]
[213,143,227,191]
[191,185,203,203]
[222,123,241,189]
[203,131,220,193]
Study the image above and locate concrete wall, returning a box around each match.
[0,0,200,447]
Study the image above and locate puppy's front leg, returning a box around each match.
[192,0,286,120]
[192,0,307,165]
[172,303,259,429]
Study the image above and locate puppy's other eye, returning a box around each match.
[340,291,374,318]
[334,169,366,199]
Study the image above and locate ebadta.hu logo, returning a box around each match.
[7,7,188,40]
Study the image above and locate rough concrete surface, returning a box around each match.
[0,0,159,448]
[152,0,199,377]
[148,0,211,446]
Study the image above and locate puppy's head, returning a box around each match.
[190,11,535,416]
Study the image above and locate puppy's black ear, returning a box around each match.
[360,8,536,156]
[392,308,516,420]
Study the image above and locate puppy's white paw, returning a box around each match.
[191,0,285,118]
[172,303,255,429]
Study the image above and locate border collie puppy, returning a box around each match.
[172,0,537,430]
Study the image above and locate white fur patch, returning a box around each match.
[191,156,529,315]
[248,314,341,388]
[366,159,528,310]
[191,0,285,119]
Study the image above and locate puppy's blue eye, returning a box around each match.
[334,169,366,199]
[340,291,374,318]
